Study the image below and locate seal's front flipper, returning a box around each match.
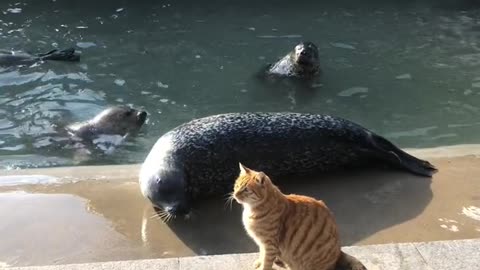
[39,47,80,62]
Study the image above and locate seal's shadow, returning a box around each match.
[163,168,433,255]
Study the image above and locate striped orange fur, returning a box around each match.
[233,163,367,270]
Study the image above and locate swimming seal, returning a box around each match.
[266,41,321,79]
[32,106,147,156]
[64,106,147,153]
[139,112,437,218]
[0,47,80,67]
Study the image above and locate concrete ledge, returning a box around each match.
[7,239,480,270]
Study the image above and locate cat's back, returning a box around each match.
[280,194,341,270]
[285,193,333,214]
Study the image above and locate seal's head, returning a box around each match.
[68,106,147,139]
[292,41,320,67]
[89,106,147,136]
[139,134,191,220]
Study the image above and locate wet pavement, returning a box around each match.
[0,146,479,267]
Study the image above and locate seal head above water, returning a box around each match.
[139,112,437,219]
[266,41,321,79]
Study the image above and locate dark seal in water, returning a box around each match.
[0,47,80,67]
[139,112,437,218]
[266,41,321,79]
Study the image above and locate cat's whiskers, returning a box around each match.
[224,192,235,211]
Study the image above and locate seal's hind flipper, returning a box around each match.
[37,49,58,57]
[40,47,80,62]
[369,132,438,177]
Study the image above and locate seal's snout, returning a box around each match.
[165,203,190,217]
[137,111,147,124]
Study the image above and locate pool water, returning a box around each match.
[1,0,480,169]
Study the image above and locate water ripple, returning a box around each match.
[0,71,44,87]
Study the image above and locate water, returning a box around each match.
[1,0,480,169]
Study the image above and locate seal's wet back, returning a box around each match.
[139,112,437,218]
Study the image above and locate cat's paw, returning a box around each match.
[351,264,368,270]
[254,259,262,269]
[274,258,286,268]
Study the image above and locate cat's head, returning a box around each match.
[233,163,273,206]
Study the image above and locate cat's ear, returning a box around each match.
[239,162,250,174]
[256,172,266,185]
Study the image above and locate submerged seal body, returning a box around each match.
[139,112,437,217]
[0,47,80,67]
[266,41,321,79]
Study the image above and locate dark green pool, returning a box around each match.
[1,0,480,169]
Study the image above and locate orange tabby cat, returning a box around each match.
[233,163,367,270]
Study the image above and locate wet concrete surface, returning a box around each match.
[0,146,479,267]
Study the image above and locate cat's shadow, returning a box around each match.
[163,168,433,255]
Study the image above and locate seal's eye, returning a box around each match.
[124,110,133,117]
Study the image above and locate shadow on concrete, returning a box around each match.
[162,167,433,255]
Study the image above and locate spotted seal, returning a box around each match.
[139,112,437,218]
[265,41,321,79]
[0,47,80,67]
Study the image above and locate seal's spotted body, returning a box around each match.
[173,114,364,195]
[139,112,437,217]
